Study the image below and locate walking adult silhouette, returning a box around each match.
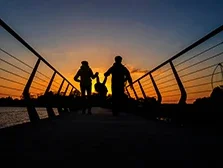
[74,61,98,114]
[104,56,133,116]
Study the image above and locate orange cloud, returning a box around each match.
[126,66,149,74]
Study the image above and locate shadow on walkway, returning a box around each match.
[0,107,220,167]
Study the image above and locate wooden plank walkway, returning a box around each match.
[0,107,220,167]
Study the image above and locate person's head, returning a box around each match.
[115,56,122,64]
[81,60,89,67]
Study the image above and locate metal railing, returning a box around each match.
[126,25,223,104]
[0,18,80,122]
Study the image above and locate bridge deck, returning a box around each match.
[0,107,219,167]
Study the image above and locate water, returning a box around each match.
[0,107,59,129]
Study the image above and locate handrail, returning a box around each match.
[126,24,223,104]
[0,18,80,122]
[0,18,78,90]
[133,25,223,84]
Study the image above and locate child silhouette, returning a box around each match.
[94,73,108,98]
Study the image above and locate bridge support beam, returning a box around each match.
[57,79,65,115]
[23,58,41,122]
[126,87,131,98]
[64,84,69,96]
[138,80,147,99]
[169,61,187,104]
[132,85,139,100]
[69,88,74,96]
[149,73,162,104]
[63,83,70,112]
[44,71,56,118]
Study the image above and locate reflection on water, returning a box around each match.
[0,107,59,129]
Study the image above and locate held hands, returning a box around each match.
[74,76,81,82]
[74,79,81,82]
[103,76,107,85]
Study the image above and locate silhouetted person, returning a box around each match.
[74,61,98,114]
[104,56,133,116]
[94,73,108,106]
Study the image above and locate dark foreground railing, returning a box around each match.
[126,25,223,104]
[0,18,80,122]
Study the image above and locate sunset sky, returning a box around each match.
[0,0,223,101]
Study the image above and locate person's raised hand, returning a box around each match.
[95,72,99,76]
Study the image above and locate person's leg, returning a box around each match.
[112,86,119,116]
[80,85,86,114]
[112,86,125,116]
[86,84,92,114]
[119,87,125,112]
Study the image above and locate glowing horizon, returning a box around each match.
[0,0,223,103]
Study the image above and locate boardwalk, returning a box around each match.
[0,107,219,167]
[0,15,222,168]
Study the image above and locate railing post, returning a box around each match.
[57,79,65,114]
[149,73,162,104]
[44,71,56,118]
[138,80,147,99]
[126,87,131,98]
[132,85,139,100]
[69,88,74,96]
[57,79,65,95]
[64,83,69,96]
[45,71,56,95]
[61,83,70,112]
[220,63,223,81]
[169,61,187,104]
[23,58,41,122]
